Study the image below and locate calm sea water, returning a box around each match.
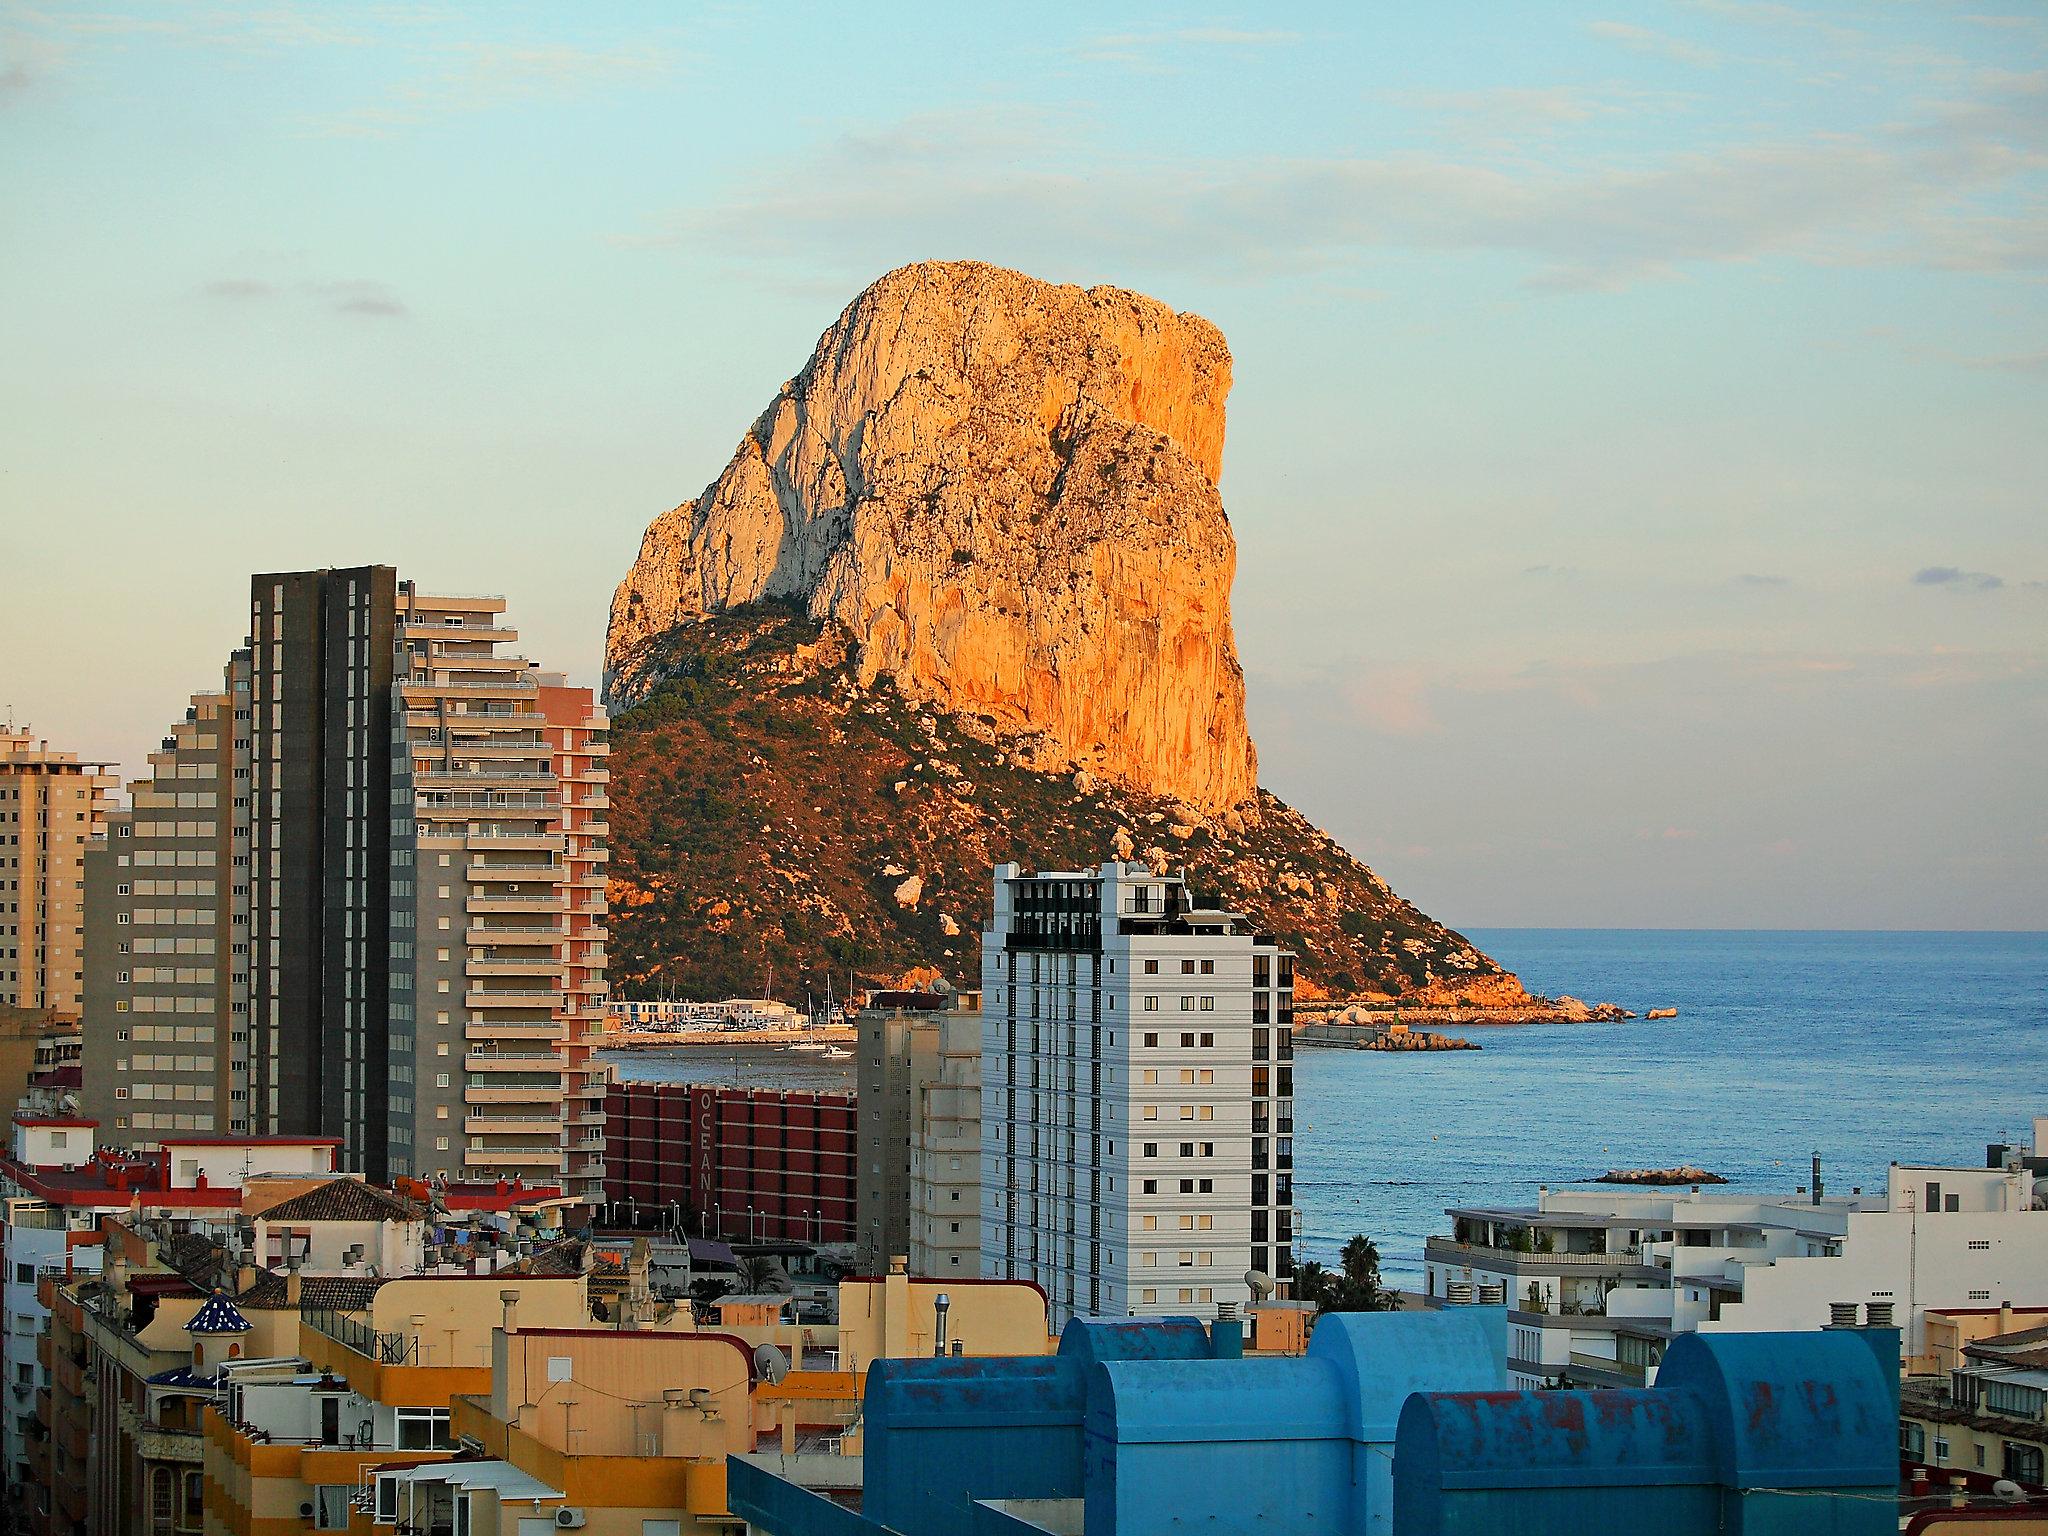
[1298,929,2048,1280]
[605,931,2048,1284]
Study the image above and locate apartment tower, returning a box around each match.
[856,990,983,1270]
[383,587,610,1198]
[79,568,607,1202]
[980,861,1295,1327]
[80,671,246,1140]
[0,729,117,1019]
[246,566,399,1174]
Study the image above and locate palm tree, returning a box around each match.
[734,1255,788,1294]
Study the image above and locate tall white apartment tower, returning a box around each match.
[979,860,1296,1328]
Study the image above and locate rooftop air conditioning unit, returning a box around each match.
[554,1510,587,1529]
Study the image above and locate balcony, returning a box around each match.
[464,990,561,1011]
[400,620,519,641]
[415,790,559,814]
[465,1083,562,1104]
[1425,1236,1646,1271]
[466,894,564,915]
[463,1020,563,1042]
[464,1116,560,1136]
[418,768,555,788]
[398,676,536,695]
[466,861,564,882]
[464,954,563,977]
[466,1146,563,1168]
[465,1051,561,1073]
[464,925,563,945]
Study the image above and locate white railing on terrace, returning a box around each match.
[1427,1237,1645,1267]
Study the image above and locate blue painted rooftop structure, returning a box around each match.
[726,1312,1901,1536]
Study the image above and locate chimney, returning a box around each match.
[285,1255,302,1309]
[500,1289,521,1335]
[1812,1151,1823,1206]
[1999,1301,2014,1336]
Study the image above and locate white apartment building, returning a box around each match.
[1427,1114,2048,1384]
[980,861,1295,1327]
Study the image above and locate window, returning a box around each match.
[1142,1106,1158,1120]
[1142,1179,1157,1193]
[1181,959,1195,974]
[1180,996,1194,1010]
[1143,996,1158,1011]
[395,1408,453,1450]
[1142,1142,1157,1157]
[313,1485,352,1530]
[1142,1070,1157,1084]
[1143,1032,1158,1047]
[1144,960,1159,974]
[1180,1032,1195,1047]
[1200,959,1214,974]
[1199,996,1214,1010]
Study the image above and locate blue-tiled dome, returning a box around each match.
[186,1289,253,1335]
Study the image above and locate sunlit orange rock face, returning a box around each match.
[605,259,1256,819]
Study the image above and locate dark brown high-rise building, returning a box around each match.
[246,566,400,1177]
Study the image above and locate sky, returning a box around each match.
[2,1,2043,931]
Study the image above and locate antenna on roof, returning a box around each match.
[1244,1270,1275,1301]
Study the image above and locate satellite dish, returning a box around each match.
[753,1343,790,1384]
[1245,1270,1275,1301]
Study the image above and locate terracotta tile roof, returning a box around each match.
[228,1270,387,1313]
[257,1179,425,1225]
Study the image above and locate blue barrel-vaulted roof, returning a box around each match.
[1655,1329,1898,1490]
[1311,1307,1508,1440]
[1057,1316,1215,1363]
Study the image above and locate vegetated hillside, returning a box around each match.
[606,607,1522,1005]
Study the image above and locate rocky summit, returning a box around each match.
[607,259,1252,816]
[605,260,1533,1004]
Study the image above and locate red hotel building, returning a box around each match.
[603,1080,856,1244]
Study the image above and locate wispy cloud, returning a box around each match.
[197,274,407,319]
[1912,565,2005,591]
[1587,21,1722,68]
[306,37,675,138]
[201,277,275,301]
[1071,26,1301,66]
[623,72,2048,293]
[315,280,407,318]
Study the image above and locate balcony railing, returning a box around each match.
[1427,1237,1644,1268]
[304,1308,418,1366]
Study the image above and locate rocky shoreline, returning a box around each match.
[1302,995,1633,1028]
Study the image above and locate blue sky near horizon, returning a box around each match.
[2,1,2043,930]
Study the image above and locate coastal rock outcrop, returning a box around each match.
[603,263,1536,1003]
[607,260,1254,817]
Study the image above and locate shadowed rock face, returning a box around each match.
[606,259,1256,818]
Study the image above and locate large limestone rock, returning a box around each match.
[606,260,1257,817]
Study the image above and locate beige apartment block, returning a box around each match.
[857,989,982,1273]
[0,728,117,1020]
[391,589,609,1194]
[80,678,245,1144]
[908,1002,983,1277]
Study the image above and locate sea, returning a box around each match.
[602,930,2048,1284]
